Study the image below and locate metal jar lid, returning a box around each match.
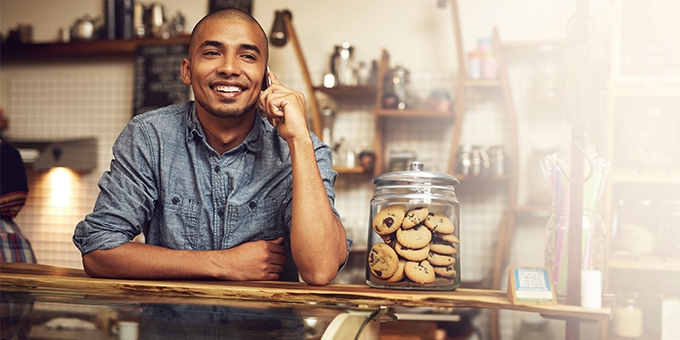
[373,161,460,187]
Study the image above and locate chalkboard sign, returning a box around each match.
[133,44,191,116]
[615,0,680,80]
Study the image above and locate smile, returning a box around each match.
[213,85,242,93]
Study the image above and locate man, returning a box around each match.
[1,139,37,340]
[73,8,350,286]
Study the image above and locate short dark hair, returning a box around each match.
[188,8,269,61]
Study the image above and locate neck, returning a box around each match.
[197,110,255,155]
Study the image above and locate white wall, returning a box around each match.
[1,0,608,85]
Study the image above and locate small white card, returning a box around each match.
[507,267,556,305]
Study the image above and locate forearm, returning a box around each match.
[287,136,348,285]
[82,242,218,279]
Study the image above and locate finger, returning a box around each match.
[270,237,285,245]
[270,245,286,258]
[268,71,282,86]
[271,266,283,275]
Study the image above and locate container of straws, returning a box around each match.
[541,150,610,297]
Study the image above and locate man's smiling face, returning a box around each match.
[181,16,268,119]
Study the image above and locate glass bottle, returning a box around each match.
[613,294,644,338]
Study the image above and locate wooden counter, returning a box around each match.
[0,262,613,323]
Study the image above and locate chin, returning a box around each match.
[198,99,256,119]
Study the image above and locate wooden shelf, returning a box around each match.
[462,78,502,87]
[314,86,377,101]
[0,35,190,61]
[608,253,680,272]
[371,108,453,118]
[512,204,553,220]
[452,173,512,182]
[609,168,680,183]
[333,166,369,175]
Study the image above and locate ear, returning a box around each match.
[180,58,192,85]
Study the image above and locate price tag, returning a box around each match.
[507,267,556,305]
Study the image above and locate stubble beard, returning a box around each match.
[197,98,258,119]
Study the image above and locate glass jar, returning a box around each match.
[366,161,460,290]
[544,205,606,296]
[613,294,644,338]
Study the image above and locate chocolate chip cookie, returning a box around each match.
[402,207,429,229]
[425,213,455,234]
[433,265,457,279]
[386,259,407,283]
[404,260,436,284]
[396,224,432,249]
[427,251,456,267]
[368,243,399,279]
[372,204,406,235]
[395,243,430,261]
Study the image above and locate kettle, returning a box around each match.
[70,15,101,40]
[330,41,356,86]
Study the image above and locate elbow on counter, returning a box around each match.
[81,250,114,278]
[300,269,337,286]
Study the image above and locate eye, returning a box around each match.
[240,53,257,61]
[200,49,221,58]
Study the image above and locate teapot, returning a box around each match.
[70,15,102,41]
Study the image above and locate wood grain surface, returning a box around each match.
[0,262,613,321]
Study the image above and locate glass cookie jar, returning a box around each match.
[366,161,461,290]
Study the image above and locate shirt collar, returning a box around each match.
[185,101,263,153]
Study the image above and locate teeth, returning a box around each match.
[214,85,241,93]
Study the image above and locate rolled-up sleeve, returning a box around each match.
[73,117,158,255]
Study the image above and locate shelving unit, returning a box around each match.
[602,82,680,338]
[368,1,520,338]
[312,85,376,176]
[601,1,680,339]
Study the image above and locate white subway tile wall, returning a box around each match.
[8,73,132,269]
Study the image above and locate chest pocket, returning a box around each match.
[158,194,203,250]
[231,196,284,244]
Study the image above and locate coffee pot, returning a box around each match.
[330,41,356,86]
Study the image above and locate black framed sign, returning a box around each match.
[209,0,252,14]
[133,43,191,117]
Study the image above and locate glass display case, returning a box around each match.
[1,290,384,340]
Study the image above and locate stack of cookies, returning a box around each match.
[367,204,459,287]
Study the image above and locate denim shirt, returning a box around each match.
[73,101,350,282]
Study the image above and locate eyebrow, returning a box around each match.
[197,40,262,56]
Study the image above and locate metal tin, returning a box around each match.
[366,161,461,290]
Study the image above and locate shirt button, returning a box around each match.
[214,165,220,173]
[218,209,224,217]
[249,202,257,209]
[172,197,180,205]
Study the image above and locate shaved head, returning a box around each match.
[189,8,269,62]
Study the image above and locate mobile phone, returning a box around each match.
[261,66,271,91]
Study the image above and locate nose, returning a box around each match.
[216,54,240,77]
